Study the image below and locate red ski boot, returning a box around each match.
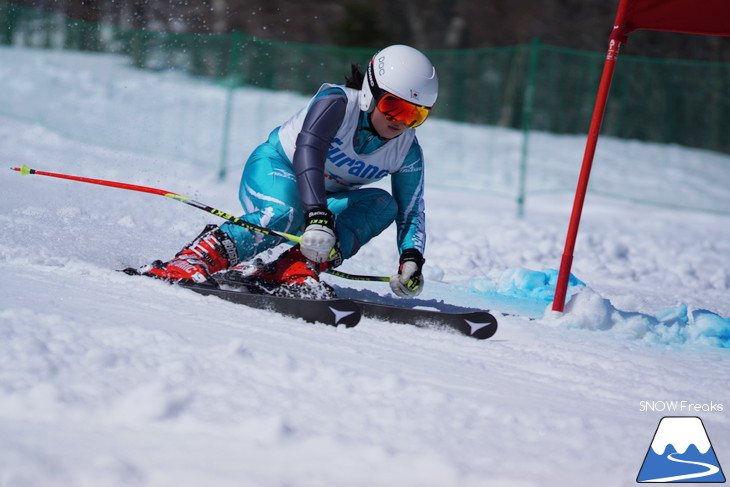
[143,225,239,284]
[247,245,335,298]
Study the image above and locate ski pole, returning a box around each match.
[11,164,303,243]
[11,165,391,282]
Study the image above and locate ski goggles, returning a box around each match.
[376,94,431,128]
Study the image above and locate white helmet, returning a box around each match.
[360,45,439,113]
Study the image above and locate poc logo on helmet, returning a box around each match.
[378,55,386,76]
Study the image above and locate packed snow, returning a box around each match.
[1,46,729,487]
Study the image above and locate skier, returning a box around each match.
[141,44,438,298]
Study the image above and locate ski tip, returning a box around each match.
[471,321,498,340]
[464,314,499,340]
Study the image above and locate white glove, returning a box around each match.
[389,249,425,298]
[300,209,337,263]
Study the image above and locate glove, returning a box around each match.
[300,208,337,263]
[390,249,425,297]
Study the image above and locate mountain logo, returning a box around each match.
[637,416,726,483]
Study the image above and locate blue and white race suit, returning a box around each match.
[220,84,426,263]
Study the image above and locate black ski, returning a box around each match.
[353,299,498,339]
[216,271,498,339]
[179,282,361,328]
[123,268,497,337]
[122,268,360,328]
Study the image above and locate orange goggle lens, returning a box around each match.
[376,94,431,128]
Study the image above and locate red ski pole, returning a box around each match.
[11,165,389,283]
[11,164,302,243]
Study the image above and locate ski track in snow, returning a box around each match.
[1,47,729,487]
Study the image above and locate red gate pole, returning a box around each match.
[552,24,630,312]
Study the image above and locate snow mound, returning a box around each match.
[550,288,730,348]
[496,267,585,300]
[469,267,730,348]
[467,267,584,318]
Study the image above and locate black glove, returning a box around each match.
[389,249,425,297]
[300,208,338,263]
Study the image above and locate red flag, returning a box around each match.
[616,0,730,37]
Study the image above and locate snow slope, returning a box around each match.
[1,47,729,487]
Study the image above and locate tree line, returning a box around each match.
[11,0,730,61]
